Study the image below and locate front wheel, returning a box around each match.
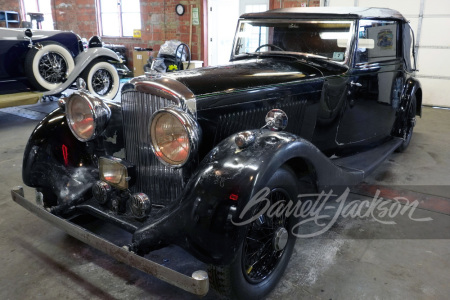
[81,60,120,100]
[209,166,310,300]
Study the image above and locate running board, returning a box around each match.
[332,137,403,179]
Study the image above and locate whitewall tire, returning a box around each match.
[82,60,120,100]
[25,41,75,91]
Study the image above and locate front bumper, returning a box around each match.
[11,187,209,297]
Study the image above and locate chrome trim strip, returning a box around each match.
[129,75,197,115]
[11,187,209,296]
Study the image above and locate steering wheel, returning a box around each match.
[254,44,285,52]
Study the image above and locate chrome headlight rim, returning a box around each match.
[149,107,200,168]
[66,91,111,142]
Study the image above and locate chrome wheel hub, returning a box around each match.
[92,68,113,95]
[273,227,289,251]
[39,52,68,83]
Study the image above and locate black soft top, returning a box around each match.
[241,7,407,22]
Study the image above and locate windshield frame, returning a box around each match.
[230,18,357,65]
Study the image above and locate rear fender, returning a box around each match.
[403,77,422,116]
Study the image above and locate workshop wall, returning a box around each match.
[49,0,203,72]
[2,0,320,72]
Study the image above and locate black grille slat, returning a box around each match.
[122,91,183,206]
[213,99,307,144]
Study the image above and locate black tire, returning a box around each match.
[25,41,75,91]
[81,59,120,100]
[208,166,314,300]
[396,94,417,152]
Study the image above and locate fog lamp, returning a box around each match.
[130,193,152,218]
[92,181,111,204]
[99,156,135,190]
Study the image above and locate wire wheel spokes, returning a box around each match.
[38,52,68,84]
[91,68,113,95]
[242,188,289,283]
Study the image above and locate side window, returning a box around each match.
[356,20,398,64]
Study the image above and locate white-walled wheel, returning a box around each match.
[81,60,120,100]
[25,41,75,91]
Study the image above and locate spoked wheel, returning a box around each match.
[81,60,120,99]
[25,41,75,91]
[209,166,314,300]
[242,188,290,284]
[91,68,113,95]
[38,52,69,83]
[396,94,417,152]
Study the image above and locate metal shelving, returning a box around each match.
[0,11,20,28]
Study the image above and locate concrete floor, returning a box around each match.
[0,100,449,300]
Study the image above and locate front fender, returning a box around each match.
[44,47,120,96]
[22,108,96,202]
[146,130,362,265]
[22,101,124,203]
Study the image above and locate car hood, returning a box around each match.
[164,57,347,97]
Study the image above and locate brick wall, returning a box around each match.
[0,0,22,27]
[0,0,21,13]
[50,0,203,72]
[3,0,320,70]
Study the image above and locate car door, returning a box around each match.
[336,19,403,146]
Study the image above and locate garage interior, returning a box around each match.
[1,0,450,299]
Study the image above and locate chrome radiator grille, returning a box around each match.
[121,90,184,206]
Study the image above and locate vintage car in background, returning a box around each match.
[0,28,120,108]
[12,7,421,300]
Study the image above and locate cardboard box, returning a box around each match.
[133,50,151,76]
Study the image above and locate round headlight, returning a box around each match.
[150,108,199,167]
[66,92,110,142]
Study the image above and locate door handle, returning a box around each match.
[350,81,362,87]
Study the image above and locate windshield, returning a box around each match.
[232,19,355,63]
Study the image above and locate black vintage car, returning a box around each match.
[12,7,421,300]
